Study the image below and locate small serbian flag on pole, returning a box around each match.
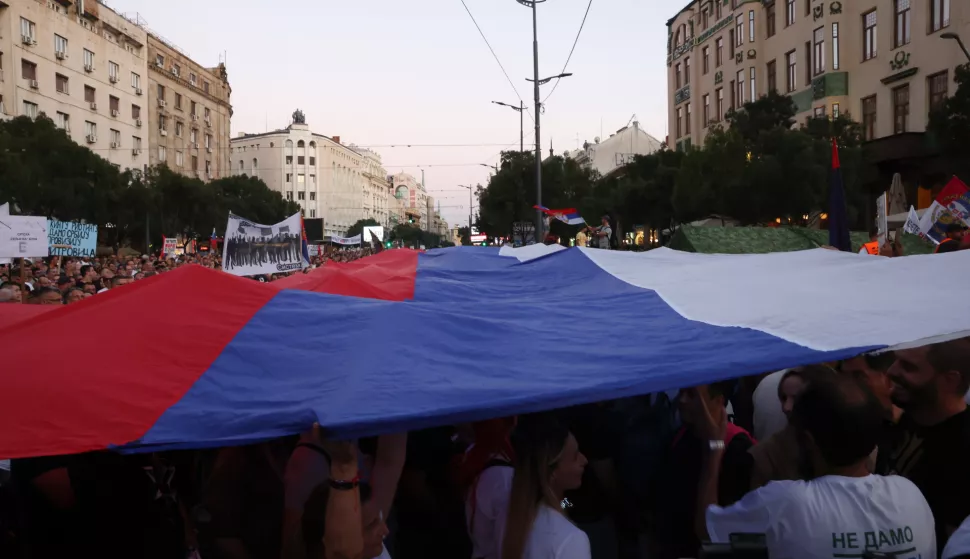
[533,206,587,226]
[828,138,852,252]
[210,228,218,252]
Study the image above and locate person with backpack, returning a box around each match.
[647,381,755,559]
[456,418,517,559]
[589,216,613,250]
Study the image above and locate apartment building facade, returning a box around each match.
[2,0,149,170]
[667,0,963,153]
[231,113,368,237]
[354,146,393,228]
[146,34,231,181]
[389,172,426,228]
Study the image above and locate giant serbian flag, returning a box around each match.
[221,212,308,276]
[2,245,969,459]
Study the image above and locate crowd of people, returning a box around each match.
[0,246,380,303]
[1,335,969,559]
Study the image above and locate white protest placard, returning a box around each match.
[876,192,888,247]
[902,206,922,236]
[162,237,178,256]
[222,212,308,276]
[0,216,49,258]
[363,225,384,243]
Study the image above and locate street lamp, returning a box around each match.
[492,100,526,152]
[941,32,970,62]
[479,163,499,173]
[458,184,474,245]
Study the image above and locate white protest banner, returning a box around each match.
[222,211,308,276]
[362,225,384,243]
[162,237,178,256]
[48,219,98,257]
[0,216,49,258]
[902,206,922,236]
[0,203,9,264]
[876,192,888,247]
[329,234,362,246]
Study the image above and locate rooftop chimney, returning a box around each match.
[332,135,341,144]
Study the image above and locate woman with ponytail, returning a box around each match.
[501,416,590,559]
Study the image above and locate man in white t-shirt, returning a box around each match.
[699,375,936,559]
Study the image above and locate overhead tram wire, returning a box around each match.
[541,0,593,106]
[458,0,535,125]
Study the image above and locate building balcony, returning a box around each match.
[790,72,848,113]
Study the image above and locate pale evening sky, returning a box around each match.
[110,0,672,228]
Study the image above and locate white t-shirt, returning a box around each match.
[944,515,970,559]
[707,475,936,559]
[373,545,391,559]
[752,370,789,441]
[465,464,514,559]
[523,504,590,559]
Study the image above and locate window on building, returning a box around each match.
[111,129,120,146]
[894,0,911,48]
[158,115,166,132]
[82,49,95,70]
[832,23,840,70]
[204,107,211,120]
[714,37,723,68]
[84,85,95,103]
[84,120,96,138]
[862,95,877,140]
[286,155,294,165]
[56,112,69,130]
[715,0,722,20]
[804,41,812,85]
[716,88,724,121]
[735,14,744,47]
[310,191,316,201]
[155,54,164,67]
[766,2,776,37]
[203,81,210,94]
[676,107,683,138]
[298,191,306,201]
[786,0,795,26]
[786,50,797,92]
[686,103,692,135]
[131,72,140,90]
[298,155,306,165]
[702,7,710,30]
[189,73,197,86]
[766,60,777,92]
[309,157,316,166]
[813,27,825,75]
[20,17,36,41]
[893,84,909,133]
[54,35,68,56]
[928,71,949,112]
[134,136,142,151]
[863,10,878,61]
[176,121,183,137]
[703,46,710,74]
[252,158,258,175]
[286,173,292,183]
[730,80,736,110]
[685,57,691,84]
[192,155,198,170]
[749,10,755,42]
[172,64,180,77]
[157,84,165,101]
[930,0,950,33]
[176,151,184,167]
[703,94,710,127]
[190,128,197,143]
[675,63,682,89]
[736,70,745,105]
[23,101,38,119]
[109,95,119,113]
[298,173,306,185]
[310,209,316,218]
[204,160,211,177]
[205,134,211,149]
[21,59,37,81]
[190,100,197,116]
[833,103,840,118]
[109,61,120,83]
[56,73,69,94]
[750,67,756,101]
[132,104,141,119]
[175,93,182,110]
[814,106,826,118]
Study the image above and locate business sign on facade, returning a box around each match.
[48,219,98,257]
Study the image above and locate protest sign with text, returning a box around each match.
[0,216,49,258]
[222,212,308,277]
[47,219,98,257]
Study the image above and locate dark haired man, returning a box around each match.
[648,381,754,559]
[701,375,936,558]
[885,338,970,551]
[29,287,64,305]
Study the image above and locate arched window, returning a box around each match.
[674,28,681,47]
[239,160,244,172]
[252,158,258,176]
[297,140,305,148]
[285,140,293,151]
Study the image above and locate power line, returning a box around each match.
[457,0,528,108]
[542,0,593,106]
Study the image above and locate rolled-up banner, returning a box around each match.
[329,234,362,246]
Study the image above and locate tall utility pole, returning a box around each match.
[459,184,473,245]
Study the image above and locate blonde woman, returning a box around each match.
[502,416,590,559]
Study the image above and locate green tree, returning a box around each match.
[390,224,424,246]
[456,226,471,246]
[346,218,380,239]
[928,63,970,181]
